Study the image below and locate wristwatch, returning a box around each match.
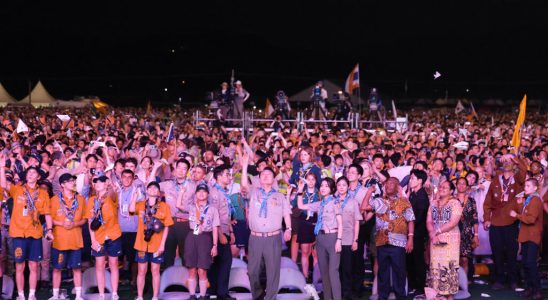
[297,192,304,196]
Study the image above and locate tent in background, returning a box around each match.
[54,99,93,108]
[20,80,57,107]
[288,79,366,105]
[0,83,17,107]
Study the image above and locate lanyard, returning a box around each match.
[195,203,210,224]
[304,188,319,204]
[24,186,38,213]
[144,199,159,225]
[59,192,78,221]
[258,188,276,218]
[94,194,107,224]
[498,174,514,195]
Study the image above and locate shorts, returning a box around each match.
[135,251,164,264]
[13,237,43,263]
[297,214,317,244]
[233,220,250,247]
[92,238,122,258]
[52,248,82,269]
[184,232,213,269]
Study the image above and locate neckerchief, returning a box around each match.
[299,163,313,179]
[195,202,210,225]
[258,187,276,218]
[314,195,334,235]
[337,193,352,209]
[58,192,78,221]
[348,182,363,199]
[23,185,39,227]
[174,178,188,192]
[214,183,235,217]
[522,192,540,214]
[144,198,160,226]
[93,193,107,224]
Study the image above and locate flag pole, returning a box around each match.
[357,63,361,123]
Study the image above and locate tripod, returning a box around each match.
[310,96,328,121]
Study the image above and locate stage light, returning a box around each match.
[164,88,168,92]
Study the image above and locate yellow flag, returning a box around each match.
[510,94,527,154]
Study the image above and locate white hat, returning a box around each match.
[235,80,242,85]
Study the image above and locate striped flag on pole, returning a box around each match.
[166,122,175,143]
[344,64,360,94]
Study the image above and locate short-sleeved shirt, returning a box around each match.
[370,195,415,248]
[348,183,368,207]
[208,185,232,235]
[160,179,196,219]
[9,184,51,239]
[84,193,122,244]
[117,185,145,233]
[308,196,341,231]
[133,200,174,253]
[338,196,363,245]
[247,186,291,233]
[188,202,220,233]
[50,192,87,250]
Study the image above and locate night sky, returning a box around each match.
[1,2,547,106]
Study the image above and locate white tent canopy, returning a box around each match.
[54,99,93,108]
[0,83,17,107]
[288,79,366,105]
[20,80,57,107]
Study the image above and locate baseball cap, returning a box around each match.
[195,183,209,193]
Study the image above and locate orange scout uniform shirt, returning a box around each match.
[84,193,122,244]
[9,184,50,239]
[133,201,174,253]
[50,192,87,250]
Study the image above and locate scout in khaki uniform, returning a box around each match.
[85,174,122,300]
[0,161,53,300]
[297,177,343,300]
[48,173,87,300]
[160,158,196,268]
[180,183,219,300]
[509,178,543,300]
[240,152,292,300]
[208,165,236,300]
[130,181,174,300]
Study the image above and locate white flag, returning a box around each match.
[455,100,465,114]
[57,115,71,121]
[16,119,29,133]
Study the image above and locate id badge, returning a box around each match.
[503,193,509,202]
[22,207,28,217]
[307,210,313,220]
[193,224,200,235]
[122,204,129,214]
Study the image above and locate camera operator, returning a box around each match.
[310,81,328,121]
[275,90,290,120]
[332,91,353,122]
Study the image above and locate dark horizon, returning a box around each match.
[2,2,548,106]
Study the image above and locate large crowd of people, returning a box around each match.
[0,103,546,300]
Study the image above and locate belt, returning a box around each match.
[174,218,189,222]
[250,230,281,237]
[318,229,338,234]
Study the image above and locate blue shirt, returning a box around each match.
[117,185,145,232]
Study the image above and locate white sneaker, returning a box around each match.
[111,294,120,300]
[16,296,26,300]
[303,284,320,300]
[135,297,144,300]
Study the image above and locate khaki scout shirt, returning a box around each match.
[208,185,231,235]
[160,179,196,219]
[308,196,341,232]
[247,185,290,233]
[188,202,220,233]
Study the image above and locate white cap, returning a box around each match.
[235,80,242,85]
